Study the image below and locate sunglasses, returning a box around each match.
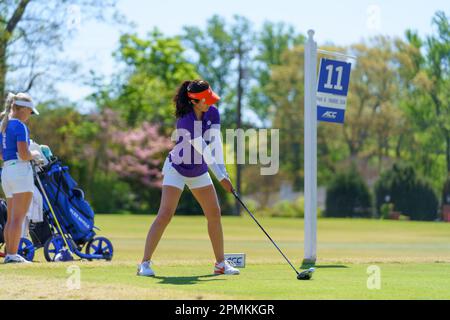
[187,81,208,93]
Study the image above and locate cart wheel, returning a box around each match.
[86,237,113,261]
[44,236,65,262]
[18,238,35,262]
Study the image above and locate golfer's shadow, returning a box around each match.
[154,274,225,285]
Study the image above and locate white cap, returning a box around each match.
[14,99,39,115]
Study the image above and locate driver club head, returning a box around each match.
[297,267,315,280]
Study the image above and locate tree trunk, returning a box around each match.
[235,41,244,216]
[0,42,6,97]
[0,0,32,96]
[446,130,450,175]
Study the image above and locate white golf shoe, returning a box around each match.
[214,260,240,275]
[137,260,155,277]
[4,254,31,264]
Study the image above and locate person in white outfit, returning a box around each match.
[0,93,40,264]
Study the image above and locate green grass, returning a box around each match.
[1,215,450,299]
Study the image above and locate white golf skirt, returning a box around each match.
[1,160,34,198]
[162,157,213,191]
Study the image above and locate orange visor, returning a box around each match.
[188,88,221,106]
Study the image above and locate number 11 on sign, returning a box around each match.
[324,65,344,90]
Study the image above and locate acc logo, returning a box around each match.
[227,257,243,265]
[224,253,246,268]
[322,111,337,119]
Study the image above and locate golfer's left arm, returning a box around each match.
[190,127,233,192]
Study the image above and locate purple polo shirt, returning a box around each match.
[168,106,220,177]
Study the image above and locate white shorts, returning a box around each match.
[1,160,34,198]
[162,158,213,191]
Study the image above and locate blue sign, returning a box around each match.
[317,58,352,124]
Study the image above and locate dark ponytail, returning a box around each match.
[173,79,210,118]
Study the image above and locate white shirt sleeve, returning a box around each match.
[190,124,229,181]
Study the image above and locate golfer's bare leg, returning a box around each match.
[190,184,225,263]
[3,198,13,254]
[142,185,182,262]
[6,192,32,255]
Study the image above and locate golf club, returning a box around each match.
[232,189,314,280]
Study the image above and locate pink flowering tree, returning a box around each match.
[108,121,173,190]
[85,108,173,212]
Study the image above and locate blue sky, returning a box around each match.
[57,0,448,104]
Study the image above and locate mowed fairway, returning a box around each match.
[1,214,450,300]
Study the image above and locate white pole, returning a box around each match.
[303,29,317,266]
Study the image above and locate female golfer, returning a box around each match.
[0,92,40,264]
[138,80,240,276]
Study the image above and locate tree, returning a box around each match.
[345,37,405,164]
[0,0,117,98]
[230,16,255,214]
[249,21,305,123]
[182,15,234,101]
[108,121,173,211]
[374,163,439,221]
[266,46,305,190]
[93,30,198,128]
[397,11,449,191]
[425,12,450,175]
[27,103,99,189]
[325,167,372,218]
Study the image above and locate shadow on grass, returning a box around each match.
[154,274,225,285]
[300,263,349,269]
[313,265,349,269]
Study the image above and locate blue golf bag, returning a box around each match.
[0,148,113,262]
[36,159,113,262]
[39,161,96,245]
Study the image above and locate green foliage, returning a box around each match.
[269,197,305,218]
[183,15,256,129]
[398,11,450,190]
[12,12,450,218]
[250,21,305,121]
[443,176,450,205]
[325,168,373,218]
[28,104,100,191]
[90,174,134,214]
[379,203,394,220]
[97,29,198,128]
[267,47,305,190]
[182,15,234,100]
[175,188,202,215]
[251,196,322,218]
[374,163,439,221]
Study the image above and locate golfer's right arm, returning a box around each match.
[17,140,34,161]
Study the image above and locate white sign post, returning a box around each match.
[303,30,318,266]
[302,30,354,267]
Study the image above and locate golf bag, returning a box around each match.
[28,211,52,248]
[38,160,96,245]
[0,146,113,262]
